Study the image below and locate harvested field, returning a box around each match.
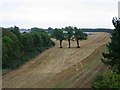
[2,32,110,88]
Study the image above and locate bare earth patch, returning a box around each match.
[2,32,110,88]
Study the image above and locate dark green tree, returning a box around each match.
[65,26,73,48]
[31,27,44,32]
[32,33,42,47]
[102,17,120,73]
[2,29,21,59]
[2,36,14,68]
[51,28,64,48]
[74,27,83,48]
[31,32,44,52]
[2,35,21,68]
[40,32,51,47]
[21,33,35,52]
[2,42,9,68]
[8,26,21,40]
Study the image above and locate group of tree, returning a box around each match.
[2,26,54,69]
[92,17,120,89]
[51,26,88,48]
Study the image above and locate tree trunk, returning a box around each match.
[68,39,71,48]
[59,40,62,48]
[77,39,80,48]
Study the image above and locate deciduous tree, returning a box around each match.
[65,26,73,48]
[51,28,64,48]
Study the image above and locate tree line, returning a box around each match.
[2,26,87,69]
[51,26,88,48]
[2,26,54,69]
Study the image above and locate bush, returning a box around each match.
[92,71,120,89]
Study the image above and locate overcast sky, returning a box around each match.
[0,0,119,29]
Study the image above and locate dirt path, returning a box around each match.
[2,32,110,88]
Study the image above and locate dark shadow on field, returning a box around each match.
[57,47,81,49]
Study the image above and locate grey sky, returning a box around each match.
[0,0,119,29]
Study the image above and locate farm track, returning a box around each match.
[2,32,110,88]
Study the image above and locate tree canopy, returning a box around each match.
[51,28,64,48]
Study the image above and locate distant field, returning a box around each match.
[2,32,110,88]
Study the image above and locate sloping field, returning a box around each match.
[2,32,110,88]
